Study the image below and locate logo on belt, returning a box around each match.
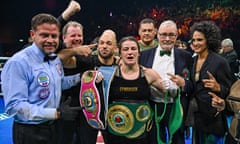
[79,66,117,130]
[108,104,134,134]
[107,101,153,138]
[80,70,103,129]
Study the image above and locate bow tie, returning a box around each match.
[44,54,57,62]
[160,50,171,56]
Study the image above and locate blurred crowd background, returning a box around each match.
[0,0,240,57]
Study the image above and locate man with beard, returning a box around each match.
[58,29,118,144]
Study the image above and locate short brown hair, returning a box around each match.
[31,13,60,31]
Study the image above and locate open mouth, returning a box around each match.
[127,55,134,60]
[101,49,109,54]
[72,41,82,46]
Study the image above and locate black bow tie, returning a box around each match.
[44,54,57,62]
[160,50,171,56]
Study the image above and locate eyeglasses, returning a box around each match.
[158,33,177,39]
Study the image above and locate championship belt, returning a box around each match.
[80,70,103,129]
[107,101,153,138]
[79,66,116,129]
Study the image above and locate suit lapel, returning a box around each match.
[174,48,181,75]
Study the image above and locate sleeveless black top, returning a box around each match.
[109,67,151,102]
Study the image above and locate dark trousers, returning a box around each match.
[58,111,107,144]
[58,119,78,144]
[225,132,239,144]
[13,121,58,144]
[75,111,101,144]
[150,103,185,144]
[104,131,150,144]
[150,123,185,144]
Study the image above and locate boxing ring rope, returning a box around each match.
[0,57,10,96]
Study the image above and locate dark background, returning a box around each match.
[0,0,239,56]
[0,0,158,43]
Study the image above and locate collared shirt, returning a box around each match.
[1,43,80,124]
[152,46,177,89]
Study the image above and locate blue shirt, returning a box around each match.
[1,43,80,124]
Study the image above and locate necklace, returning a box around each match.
[195,58,205,81]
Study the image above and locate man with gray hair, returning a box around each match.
[140,20,193,144]
[221,38,239,79]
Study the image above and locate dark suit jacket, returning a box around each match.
[221,49,239,76]
[139,46,194,143]
[192,51,235,135]
[139,46,193,95]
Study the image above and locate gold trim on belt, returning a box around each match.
[107,101,153,138]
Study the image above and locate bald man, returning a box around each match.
[58,29,118,144]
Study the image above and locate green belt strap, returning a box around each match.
[155,90,168,144]
[155,88,183,144]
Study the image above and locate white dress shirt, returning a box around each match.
[152,46,177,89]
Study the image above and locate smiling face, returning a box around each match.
[97,30,117,60]
[120,39,140,66]
[191,31,208,55]
[157,21,178,51]
[30,23,60,55]
[63,25,83,48]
